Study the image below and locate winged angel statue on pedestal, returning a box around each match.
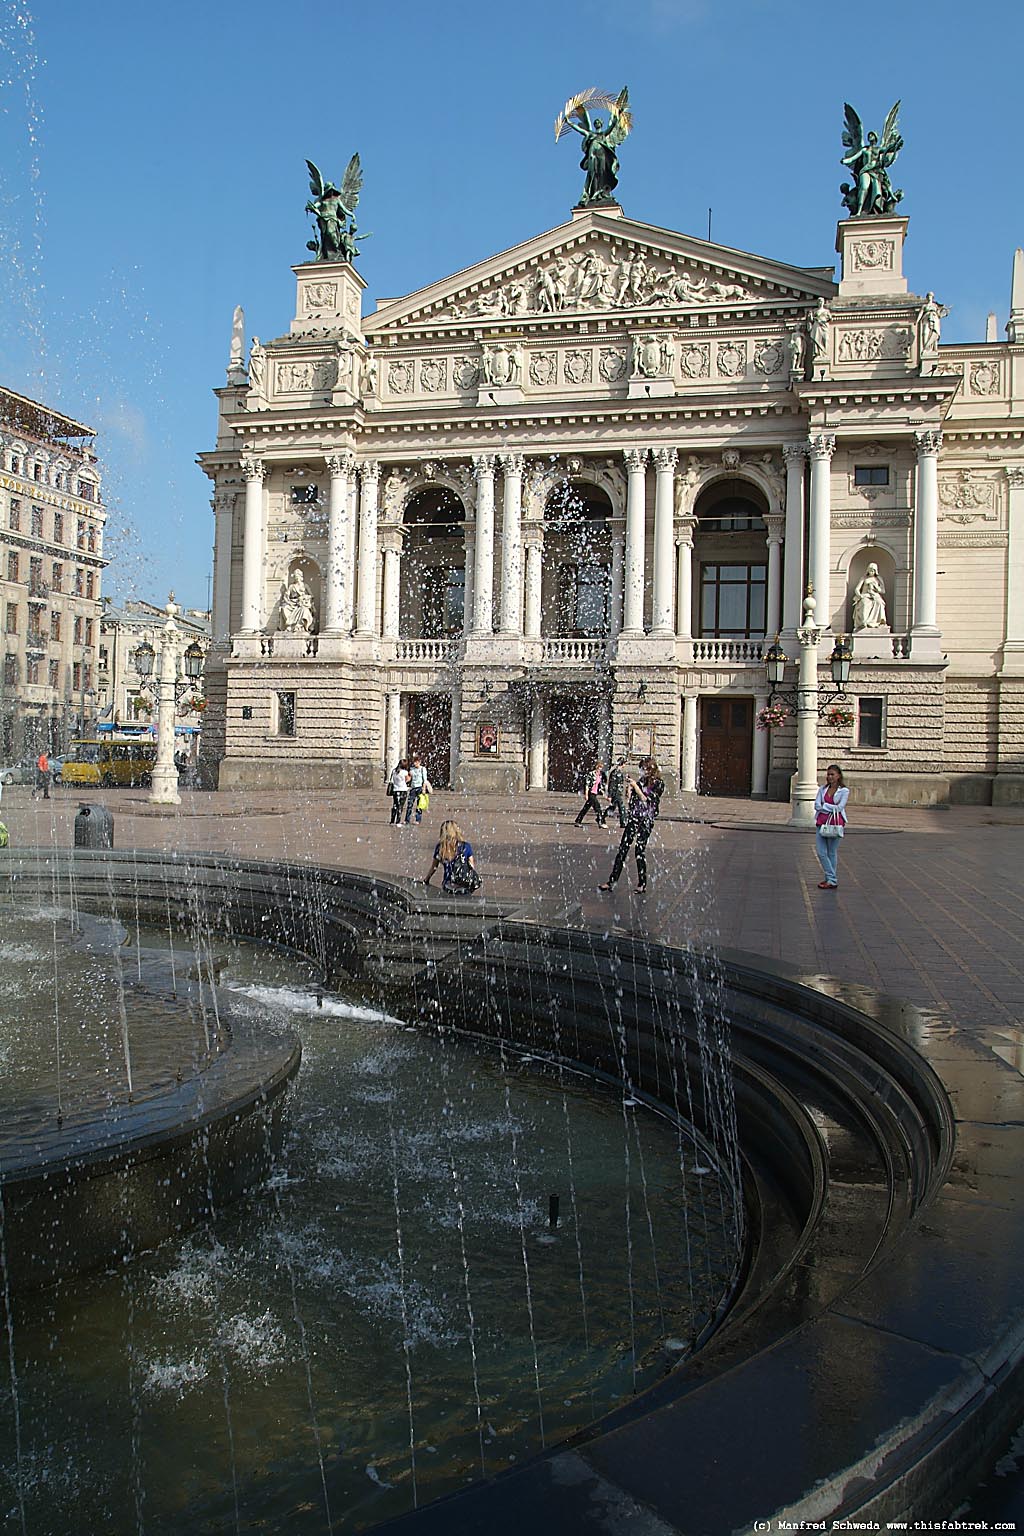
[305,154,369,263]
[555,87,632,207]
[840,102,903,217]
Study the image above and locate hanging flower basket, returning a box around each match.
[189,695,207,714]
[131,695,152,717]
[756,702,791,731]
[826,704,855,729]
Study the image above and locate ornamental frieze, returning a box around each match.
[836,325,914,363]
[969,360,1001,395]
[419,357,448,393]
[679,342,710,379]
[938,469,997,521]
[563,349,593,385]
[716,340,747,378]
[529,351,557,387]
[387,359,414,394]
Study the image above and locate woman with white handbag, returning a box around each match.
[814,763,849,890]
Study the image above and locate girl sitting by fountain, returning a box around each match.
[423,819,480,894]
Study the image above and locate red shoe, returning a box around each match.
[817,880,833,889]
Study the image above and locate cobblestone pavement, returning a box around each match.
[3,782,1023,1065]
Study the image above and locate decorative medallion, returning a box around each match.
[302,281,337,311]
[970,361,1000,396]
[716,341,747,378]
[563,349,592,385]
[599,347,627,383]
[850,240,893,271]
[419,358,448,393]
[387,359,413,394]
[452,357,479,391]
[753,340,785,376]
[680,343,710,379]
[938,468,996,518]
[529,351,557,387]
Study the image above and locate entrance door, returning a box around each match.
[698,696,753,796]
[547,694,599,791]
[407,694,452,788]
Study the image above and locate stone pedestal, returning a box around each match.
[835,216,909,298]
[291,260,366,338]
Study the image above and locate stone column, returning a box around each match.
[782,444,807,634]
[807,433,836,629]
[609,518,625,639]
[622,448,649,634]
[652,448,677,635]
[449,684,462,784]
[355,460,381,637]
[1003,467,1024,672]
[344,472,359,631]
[675,518,695,639]
[527,692,545,790]
[463,524,475,634]
[523,527,543,638]
[240,457,265,632]
[751,692,769,797]
[325,452,353,632]
[680,694,698,792]
[381,529,403,640]
[499,453,525,634]
[384,690,401,772]
[212,490,235,643]
[472,454,496,633]
[912,430,942,637]
[765,514,785,637]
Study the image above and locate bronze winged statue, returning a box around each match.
[840,102,903,217]
[555,87,632,207]
[305,154,370,263]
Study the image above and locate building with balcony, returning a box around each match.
[199,195,1024,804]
[0,387,106,758]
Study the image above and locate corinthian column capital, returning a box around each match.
[654,447,678,472]
[240,456,265,483]
[473,453,497,479]
[499,452,525,477]
[326,451,355,477]
[807,432,836,461]
[915,429,943,457]
[624,448,649,473]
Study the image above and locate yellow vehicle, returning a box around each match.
[61,738,156,788]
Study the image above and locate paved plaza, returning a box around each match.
[4,783,1024,1071]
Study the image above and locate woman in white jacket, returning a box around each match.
[814,763,849,889]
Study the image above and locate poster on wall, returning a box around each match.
[628,724,654,757]
[476,722,499,756]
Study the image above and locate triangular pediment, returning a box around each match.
[365,207,836,336]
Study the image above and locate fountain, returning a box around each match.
[2,843,1022,1535]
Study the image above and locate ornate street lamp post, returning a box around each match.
[131,597,205,807]
[765,587,854,827]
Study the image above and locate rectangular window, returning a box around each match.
[31,505,44,537]
[77,520,86,548]
[85,618,94,646]
[74,615,83,644]
[5,603,17,634]
[86,571,95,598]
[290,484,319,505]
[275,690,297,737]
[6,552,18,582]
[84,664,93,690]
[27,658,39,684]
[88,527,97,553]
[699,563,768,637]
[73,662,81,691]
[48,659,59,688]
[33,463,42,482]
[29,557,43,594]
[53,512,64,544]
[51,563,62,591]
[50,611,60,641]
[854,465,890,487]
[74,569,83,595]
[3,655,16,685]
[9,499,20,531]
[857,696,885,749]
[79,481,94,502]
[9,457,20,476]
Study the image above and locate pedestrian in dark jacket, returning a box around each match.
[574,761,607,827]
[599,757,664,894]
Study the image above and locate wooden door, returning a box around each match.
[698,696,753,796]
[406,694,452,788]
[547,694,599,792]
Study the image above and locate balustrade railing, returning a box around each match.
[541,638,606,663]
[394,638,456,663]
[690,637,766,664]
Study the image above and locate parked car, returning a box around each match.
[50,756,66,786]
[0,758,37,785]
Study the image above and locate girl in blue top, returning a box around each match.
[423,819,479,894]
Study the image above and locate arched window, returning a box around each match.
[694,479,769,638]
[545,481,613,638]
[402,486,466,638]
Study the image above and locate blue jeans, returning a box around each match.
[815,828,840,884]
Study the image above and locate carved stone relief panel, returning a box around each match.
[969,360,1001,396]
[276,359,337,393]
[850,240,893,271]
[303,281,337,311]
[419,357,448,393]
[716,340,747,378]
[599,348,627,383]
[387,359,414,395]
[836,326,914,362]
[529,351,557,387]
[679,342,710,380]
[938,468,998,523]
[452,357,479,391]
[753,340,785,376]
[563,349,593,386]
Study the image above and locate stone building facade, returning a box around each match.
[0,387,106,758]
[199,205,1024,805]
[97,600,210,738]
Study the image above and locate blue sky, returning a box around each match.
[0,0,1017,609]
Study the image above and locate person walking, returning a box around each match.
[32,751,52,801]
[389,758,410,825]
[405,755,431,824]
[598,757,665,894]
[574,760,607,827]
[423,819,480,894]
[814,763,849,890]
[607,757,628,828]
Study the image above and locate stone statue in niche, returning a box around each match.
[851,563,888,630]
[787,324,806,383]
[808,299,831,379]
[280,568,317,633]
[360,352,378,397]
[918,292,949,370]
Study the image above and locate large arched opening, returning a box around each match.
[400,486,467,639]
